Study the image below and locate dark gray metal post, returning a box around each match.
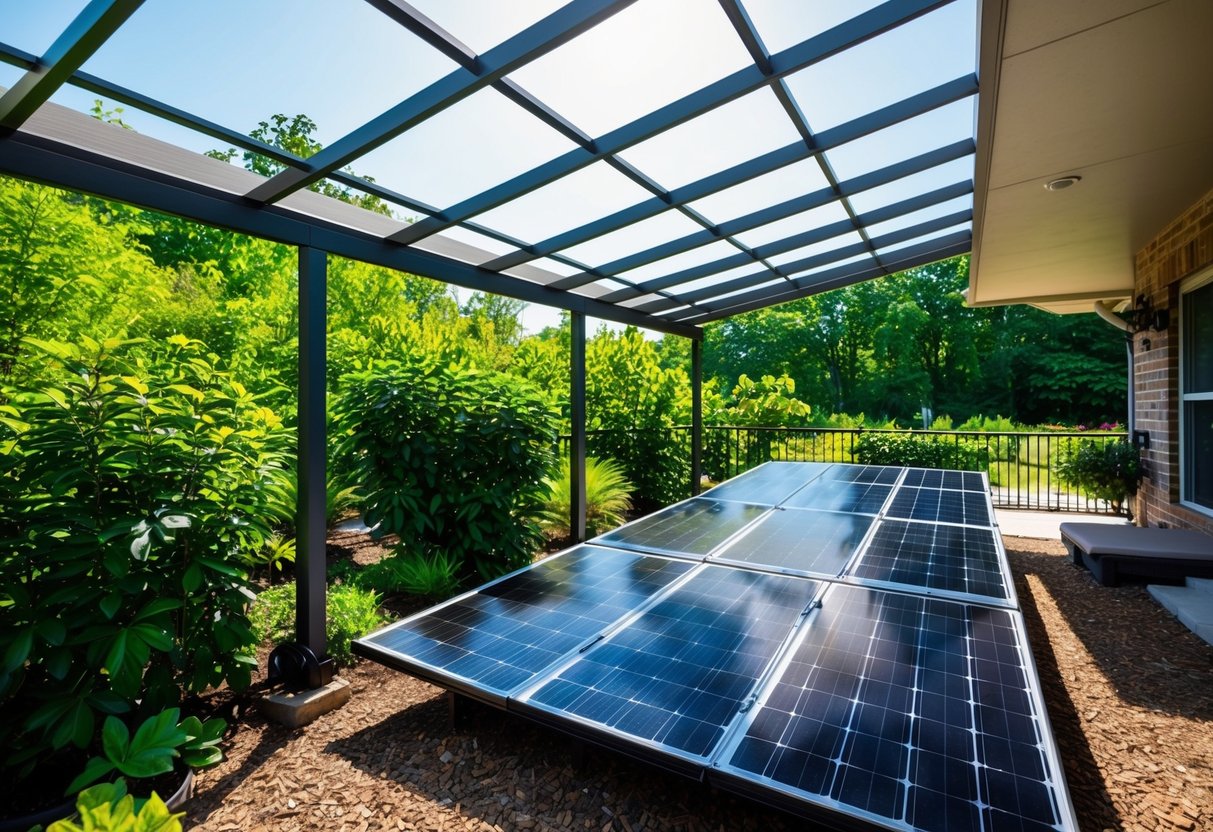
[570,312,587,542]
[691,338,703,496]
[297,247,327,657]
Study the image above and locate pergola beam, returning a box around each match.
[391,0,955,246]
[246,0,635,204]
[0,130,702,339]
[0,0,142,132]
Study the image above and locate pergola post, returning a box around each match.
[570,312,588,542]
[691,338,703,496]
[288,246,333,686]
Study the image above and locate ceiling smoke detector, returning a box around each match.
[1044,175,1082,191]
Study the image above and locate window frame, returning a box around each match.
[1179,264,1213,516]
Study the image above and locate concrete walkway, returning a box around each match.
[995,508,1129,540]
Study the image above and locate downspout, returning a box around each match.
[1093,300,1134,436]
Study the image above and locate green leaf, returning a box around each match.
[181,564,203,593]
[51,699,95,750]
[37,618,67,646]
[102,714,131,761]
[100,593,122,620]
[65,754,116,795]
[2,629,33,672]
[114,709,186,779]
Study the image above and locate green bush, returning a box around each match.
[853,431,988,470]
[0,336,286,791]
[356,551,462,600]
[1056,439,1140,516]
[335,357,557,580]
[538,456,633,538]
[249,583,384,667]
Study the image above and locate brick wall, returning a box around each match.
[1133,186,1213,531]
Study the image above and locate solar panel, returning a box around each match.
[352,546,695,702]
[703,461,833,505]
[886,485,993,526]
[713,584,1076,832]
[848,519,1012,605]
[820,464,903,485]
[594,498,768,558]
[712,508,874,578]
[515,566,820,772]
[780,478,893,514]
[902,468,987,491]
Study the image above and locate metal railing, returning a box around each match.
[557,426,1129,514]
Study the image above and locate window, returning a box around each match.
[1181,268,1213,511]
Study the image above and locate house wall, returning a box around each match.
[1133,186,1213,531]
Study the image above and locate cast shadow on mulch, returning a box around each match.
[1010,560,1120,830]
[187,715,292,828]
[1010,547,1213,721]
[324,695,798,832]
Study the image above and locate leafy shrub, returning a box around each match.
[1056,439,1140,516]
[703,374,812,480]
[67,708,225,794]
[261,468,363,531]
[853,431,988,470]
[48,779,182,832]
[0,336,285,793]
[538,456,634,538]
[335,357,557,579]
[586,330,690,509]
[250,583,384,667]
[356,551,462,600]
[238,532,296,578]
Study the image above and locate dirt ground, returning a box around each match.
[187,536,1213,832]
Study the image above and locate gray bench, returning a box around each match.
[1059,522,1213,586]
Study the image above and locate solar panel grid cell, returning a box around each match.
[901,468,987,491]
[780,479,893,514]
[886,484,993,526]
[595,498,768,557]
[355,546,694,697]
[521,566,820,762]
[712,508,873,577]
[704,461,834,505]
[849,519,1009,603]
[718,585,1063,832]
[821,464,903,485]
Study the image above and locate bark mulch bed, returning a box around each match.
[188,536,1213,832]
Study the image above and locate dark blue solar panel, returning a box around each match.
[594,498,767,557]
[519,566,819,763]
[849,519,1009,603]
[353,546,694,698]
[712,509,873,578]
[820,464,903,485]
[704,462,833,505]
[887,486,993,526]
[780,478,892,514]
[717,585,1067,832]
[902,468,987,491]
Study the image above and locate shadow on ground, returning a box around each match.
[325,694,796,832]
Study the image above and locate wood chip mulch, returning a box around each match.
[187,536,1213,832]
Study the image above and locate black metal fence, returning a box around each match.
[558,426,1129,514]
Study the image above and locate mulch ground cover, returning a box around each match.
[187,535,1213,832]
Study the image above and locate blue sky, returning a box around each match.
[1,0,977,335]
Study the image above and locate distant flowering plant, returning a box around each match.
[1098,422,1121,431]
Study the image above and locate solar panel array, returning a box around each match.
[354,463,1075,832]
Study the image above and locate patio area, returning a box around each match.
[183,531,1212,832]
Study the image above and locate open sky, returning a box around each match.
[1,0,977,335]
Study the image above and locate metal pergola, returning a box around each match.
[0,0,978,684]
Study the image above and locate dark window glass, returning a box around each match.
[1184,281,1213,394]
[1185,399,1213,509]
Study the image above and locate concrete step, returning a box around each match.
[1186,576,1213,593]
[1148,582,1213,647]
